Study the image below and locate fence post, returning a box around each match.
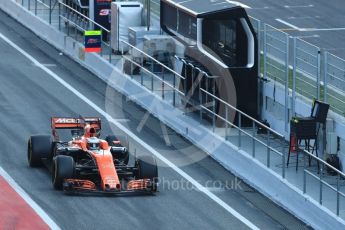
[252,122,256,158]
[317,49,321,100]
[303,152,307,193]
[337,174,340,216]
[257,20,261,77]
[238,114,242,148]
[58,2,61,31]
[28,0,31,11]
[319,164,323,205]
[282,143,285,178]
[162,66,165,99]
[173,74,176,106]
[225,106,229,140]
[212,80,216,133]
[292,37,297,117]
[263,24,267,79]
[35,0,37,15]
[323,52,328,103]
[199,81,202,122]
[49,0,52,24]
[285,35,289,132]
[267,130,271,168]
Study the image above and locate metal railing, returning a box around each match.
[301,149,345,216]
[58,1,113,61]
[16,0,345,219]
[120,39,185,106]
[324,52,345,116]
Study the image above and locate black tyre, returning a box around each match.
[27,135,52,167]
[52,155,75,190]
[106,135,129,164]
[135,155,158,191]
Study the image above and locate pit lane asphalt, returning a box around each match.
[0,10,310,230]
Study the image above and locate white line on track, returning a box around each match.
[275,18,303,31]
[0,167,61,230]
[284,4,313,8]
[0,32,260,230]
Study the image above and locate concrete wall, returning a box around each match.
[1,1,345,229]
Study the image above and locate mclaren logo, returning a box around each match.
[55,118,79,123]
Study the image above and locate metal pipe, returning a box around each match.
[238,114,242,148]
[146,0,151,31]
[292,37,297,116]
[267,130,270,167]
[252,122,256,157]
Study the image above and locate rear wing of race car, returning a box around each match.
[51,117,101,137]
[52,117,101,129]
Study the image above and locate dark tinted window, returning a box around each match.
[202,19,247,67]
[161,2,177,31]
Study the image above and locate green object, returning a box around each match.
[84,30,102,36]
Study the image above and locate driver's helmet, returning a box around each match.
[87,137,100,151]
[84,124,97,138]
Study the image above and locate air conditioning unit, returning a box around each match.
[110,2,143,52]
[143,35,175,56]
[128,26,160,58]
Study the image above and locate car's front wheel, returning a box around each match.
[52,155,75,190]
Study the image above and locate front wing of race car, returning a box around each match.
[62,178,157,195]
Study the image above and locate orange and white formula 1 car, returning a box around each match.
[27,117,158,195]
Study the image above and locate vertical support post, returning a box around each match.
[225,106,229,140]
[252,122,256,158]
[263,24,267,79]
[324,52,328,103]
[337,174,340,216]
[267,130,271,168]
[257,20,261,77]
[122,45,125,74]
[109,33,112,63]
[151,62,154,91]
[199,81,202,123]
[212,80,216,133]
[282,143,285,178]
[319,163,323,205]
[146,0,151,31]
[173,74,176,106]
[303,152,307,193]
[162,66,165,100]
[317,49,321,100]
[35,0,37,15]
[238,114,242,148]
[28,0,31,11]
[49,0,52,24]
[58,2,61,31]
[285,35,289,132]
[292,37,297,117]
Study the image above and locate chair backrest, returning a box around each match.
[310,100,330,124]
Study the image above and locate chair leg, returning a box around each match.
[296,151,299,171]
[287,137,292,167]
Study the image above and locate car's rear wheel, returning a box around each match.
[135,155,158,192]
[52,155,75,190]
[27,135,52,167]
[106,135,129,164]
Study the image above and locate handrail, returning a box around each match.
[59,1,110,33]
[200,88,284,138]
[122,56,185,96]
[121,40,185,80]
[305,170,345,197]
[200,104,283,156]
[303,149,345,178]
